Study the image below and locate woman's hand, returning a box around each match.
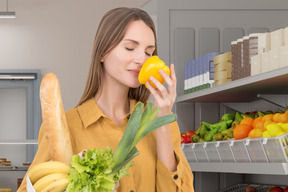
[145,64,177,117]
[146,64,178,172]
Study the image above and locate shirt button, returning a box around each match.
[173,174,179,180]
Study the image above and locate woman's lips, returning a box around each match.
[128,70,140,76]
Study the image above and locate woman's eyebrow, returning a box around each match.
[123,39,155,49]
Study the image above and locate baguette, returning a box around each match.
[40,73,73,165]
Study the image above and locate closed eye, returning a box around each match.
[145,52,152,56]
[126,47,134,51]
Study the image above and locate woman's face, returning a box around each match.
[101,20,155,88]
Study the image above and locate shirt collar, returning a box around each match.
[77,97,138,129]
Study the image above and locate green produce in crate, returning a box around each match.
[199,124,209,138]
[202,120,233,131]
[226,128,234,138]
[231,120,240,128]
[213,132,224,141]
[264,110,274,114]
[234,112,243,122]
[198,138,205,142]
[204,128,218,141]
[221,127,234,139]
[223,135,231,140]
[196,125,201,135]
[218,122,228,133]
[257,111,265,117]
[241,113,254,119]
[191,134,200,143]
[221,113,235,121]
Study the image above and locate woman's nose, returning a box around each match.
[134,52,146,65]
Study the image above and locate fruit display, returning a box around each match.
[186,109,288,143]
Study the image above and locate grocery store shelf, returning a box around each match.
[176,67,288,103]
[0,166,29,171]
[189,162,288,175]
[0,140,38,144]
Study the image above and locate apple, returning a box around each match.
[267,186,283,192]
[246,186,256,192]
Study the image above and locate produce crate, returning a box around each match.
[230,139,251,162]
[182,133,288,163]
[262,133,288,163]
[205,142,221,162]
[181,143,197,162]
[217,140,235,162]
[193,142,209,162]
[246,138,269,163]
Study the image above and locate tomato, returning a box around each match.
[283,187,288,192]
[181,135,185,143]
[186,130,196,136]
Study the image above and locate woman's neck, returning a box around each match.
[94,79,130,126]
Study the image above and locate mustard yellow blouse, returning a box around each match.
[18,97,194,192]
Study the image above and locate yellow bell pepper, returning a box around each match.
[138,56,170,88]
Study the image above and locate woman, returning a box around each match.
[18,7,194,192]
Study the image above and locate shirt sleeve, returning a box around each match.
[17,124,52,192]
[156,121,195,192]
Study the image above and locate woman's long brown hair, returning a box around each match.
[77,7,157,106]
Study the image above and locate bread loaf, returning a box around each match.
[40,73,73,165]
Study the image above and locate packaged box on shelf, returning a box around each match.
[280,46,288,68]
[269,48,280,70]
[261,51,271,73]
[258,32,270,54]
[270,28,285,50]
[285,27,288,46]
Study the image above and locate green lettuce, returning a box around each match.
[66,148,131,192]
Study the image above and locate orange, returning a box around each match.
[254,121,265,130]
[252,117,263,129]
[248,128,264,138]
[240,117,254,127]
[285,109,288,116]
[262,114,274,122]
[279,113,288,123]
[233,124,253,140]
[272,113,281,122]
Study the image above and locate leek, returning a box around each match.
[112,101,177,173]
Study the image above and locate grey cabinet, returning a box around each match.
[157,0,288,191]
